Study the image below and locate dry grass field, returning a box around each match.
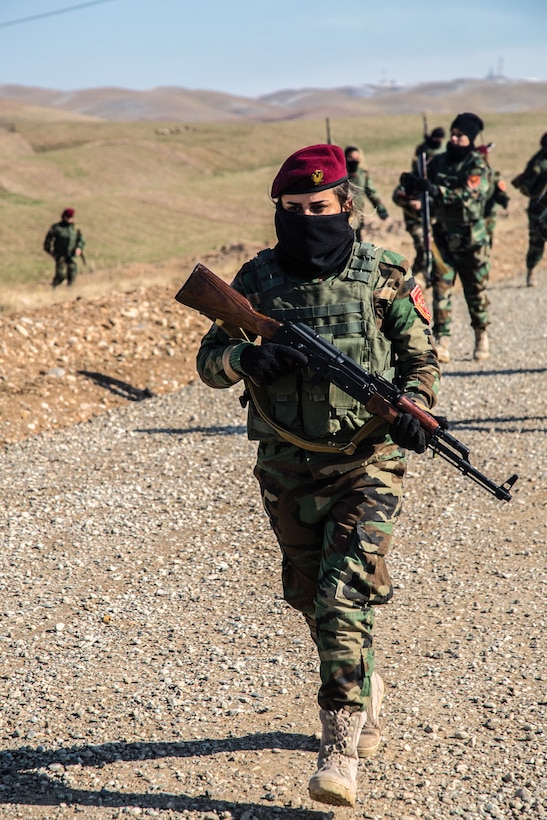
[0,108,545,313]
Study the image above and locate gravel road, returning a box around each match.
[1,271,545,820]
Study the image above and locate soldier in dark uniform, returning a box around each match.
[511,132,547,287]
[392,126,445,289]
[344,145,389,240]
[43,208,85,287]
[196,144,441,808]
[405,113,492,363]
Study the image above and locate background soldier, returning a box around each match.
[392,126,445,289]
[407,113,492,363]
[43,208,86,287]
[478,143,510,252]
[196,144,440,809]
[511,132,547,287]
[344,145,389,240]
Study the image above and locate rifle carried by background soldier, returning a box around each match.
[416,150,433,286]
[175,263,518,502]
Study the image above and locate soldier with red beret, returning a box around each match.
[196,144,441,808]
[43,208,86,287]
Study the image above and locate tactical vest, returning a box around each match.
[244,242,395,446]
[430,151,489,225]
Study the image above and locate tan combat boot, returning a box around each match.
[357,670,385,758]
[308,708,365,808]
[473,327,490,361]
[435,336,451,363]
[526,268,536,287]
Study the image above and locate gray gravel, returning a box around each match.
[1,271,546,820]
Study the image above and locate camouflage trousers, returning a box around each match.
[404,216,427,274]
[431,224,491,337]
[52,256,78,287]
[526,210,547,270]
[254,439,405,712]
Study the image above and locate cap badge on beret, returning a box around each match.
[311,169,324,186]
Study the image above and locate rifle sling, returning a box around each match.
[223,321,384,455]
[246,381,383,455]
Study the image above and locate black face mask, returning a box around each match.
[346,160,359,173]
[274,205,355,279]
[427,138,443,150]
[446,141,473,163]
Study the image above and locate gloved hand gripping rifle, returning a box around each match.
[175,264,518,502]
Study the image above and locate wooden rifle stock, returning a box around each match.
[174,263,282,340]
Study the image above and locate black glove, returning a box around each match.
[391,412,450,453]
[433,415,450,431]
[416,177,439,197]
[494,187,510,209]
[377,206,389,220]
[239,343,308,387]
[390,412,428,453]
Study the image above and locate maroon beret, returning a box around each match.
[271,144,348,198]
[62,208,75,219]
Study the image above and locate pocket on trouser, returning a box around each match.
[334,539,394,607]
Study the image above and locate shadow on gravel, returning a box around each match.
[78,370,157,401]
[0,734,325,818]
[443,367,547,378]
[444,413,545,433]
[135,425,247,436]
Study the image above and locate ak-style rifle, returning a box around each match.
[175,264,518,502]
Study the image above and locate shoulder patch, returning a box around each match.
[409,284,431,323]
[467,174,482,190]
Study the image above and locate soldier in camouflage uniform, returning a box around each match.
[392,127,445,288]
[196,144,441,808]
[511,133,547,287]
[477,143,510,252]
[405,113,492,363]
[344,145,389,240]
[43,208,85,287]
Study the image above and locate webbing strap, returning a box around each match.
[246,382,383,456]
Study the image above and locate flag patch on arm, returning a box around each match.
[409,284,432,322]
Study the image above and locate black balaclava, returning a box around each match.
[274,204,354,280]
[447,112,484,162]
[426,127,445,151]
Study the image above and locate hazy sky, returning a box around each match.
[0,0,545,97]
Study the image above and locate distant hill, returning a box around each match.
[0,77,546,122]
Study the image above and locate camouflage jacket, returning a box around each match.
[427,149,491,229]
[196,244,440,449]
[348,168,389,218]
[43,222,85,258]
[512,147,547,201]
